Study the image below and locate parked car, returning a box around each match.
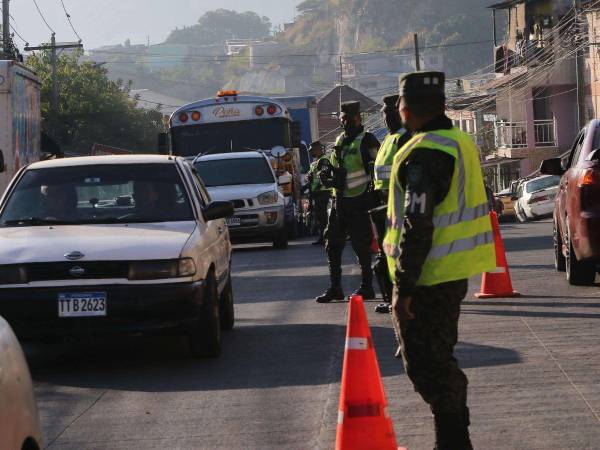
[514,175,560,222]
[0,315,43,450]
[541,120,600,285]
[194,151,288,249]
[0,155,234,357]
[496,187,516,219]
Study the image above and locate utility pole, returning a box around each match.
[574,0,587,129]
[339,54,343,110]
[413,33,421,71]
[2,0,10,59]
[25,37,83,113]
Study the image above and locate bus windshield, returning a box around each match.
[171,118,291,157]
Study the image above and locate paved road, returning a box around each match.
[27,220,600,449]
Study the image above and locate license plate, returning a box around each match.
[226,217,241,227]
[58,292,107,317]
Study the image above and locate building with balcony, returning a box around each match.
[486,0,579,188]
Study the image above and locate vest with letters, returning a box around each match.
[383,127,496,286]
[373,130,405,191]
[308,156,331,193]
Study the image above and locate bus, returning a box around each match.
[164,90,304,236]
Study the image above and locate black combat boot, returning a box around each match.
[316,286,345,303]
[352,284,375,300]
[433,412,467,450]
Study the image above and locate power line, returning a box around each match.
[0,5,27,45]
[58,0,82,42]
[31,0,55,34]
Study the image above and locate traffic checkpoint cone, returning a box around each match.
[336,295,407,450]
[370,221,379,254]
[475,211,520,298]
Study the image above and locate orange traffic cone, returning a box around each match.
[475,211,520,298]
[336,295,406,450]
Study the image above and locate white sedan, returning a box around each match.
[515,175,561,222]
[0,155,234,357]
[0,316,43,450]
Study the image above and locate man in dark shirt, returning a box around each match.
[385,72,495,450]
[316,101,380,303]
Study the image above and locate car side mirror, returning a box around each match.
[158,132,168,155]
[540,158,565,176]
[587,148,600,161]
[204,201,234,221]
[0,150,4,173]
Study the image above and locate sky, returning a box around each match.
[9,0,299,50]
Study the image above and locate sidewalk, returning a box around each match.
[371,220,600,450]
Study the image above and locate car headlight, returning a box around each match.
[0,265,27,284]
[257,190,279,205]
[128,258,196,280]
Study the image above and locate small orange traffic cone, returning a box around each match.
[475,211,520,298]
[336,295,406,450]
[370,222,380,254]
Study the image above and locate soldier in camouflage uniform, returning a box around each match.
[306,141,331,245]
[385,72,496,450]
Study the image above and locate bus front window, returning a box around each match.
[171,118,291,157]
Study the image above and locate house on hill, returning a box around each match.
[317,85,379,145]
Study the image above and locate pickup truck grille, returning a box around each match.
[231,199,255,209]
[26,261,129,282]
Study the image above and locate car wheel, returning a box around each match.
[273,229,289,249]
[553,221,566,272]
[219,274,235,331]
[189,271,221,358]
[566,230,597,286]
[516,208,527,223]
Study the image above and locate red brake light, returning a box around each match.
[255,106,264,116]
[267,104,277,115]
[579,169,597,186]
[179,112,189,123]
[191,111,201,121]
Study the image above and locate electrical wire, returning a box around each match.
[31,0,55,34]
[0,6,28,45]
[58,0,82,42]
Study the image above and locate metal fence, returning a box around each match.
[494,121,528,148]
[533,119,557,147]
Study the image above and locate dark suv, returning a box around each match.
[540,120,600,285]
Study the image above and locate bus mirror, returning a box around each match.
[158,132,168,154]
[0,150,4,173]
[271,146,287,158]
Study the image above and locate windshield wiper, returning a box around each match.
[2,217,77,226]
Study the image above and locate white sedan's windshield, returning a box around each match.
[0,164,194,226]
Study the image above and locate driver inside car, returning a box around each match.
[41,184,79,220]
[133,181,177,219]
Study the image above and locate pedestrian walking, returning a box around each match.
[306,141,331,245]
[383,72,496,449]
[316,101,380,303]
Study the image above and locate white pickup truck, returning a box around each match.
[194,151,288,249]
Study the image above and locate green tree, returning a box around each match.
[166,9,271,45]
[26,51,164,154]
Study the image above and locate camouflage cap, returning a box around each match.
[340,101,361,116]
[399,71,445,100]
[381,94,400,112]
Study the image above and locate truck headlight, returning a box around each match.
[0,265,27,285]
[128,258,196,280]
[257,190,279,205]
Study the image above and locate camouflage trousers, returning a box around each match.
[394,279,469,414]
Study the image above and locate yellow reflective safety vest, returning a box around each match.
[383,127,496,286]
[308,157,331,192]
[374,130,405,191]
[330,132,370,198]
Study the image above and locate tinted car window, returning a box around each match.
[525,176,561,193]
[0,164,194,226]
[195,158,275,187]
